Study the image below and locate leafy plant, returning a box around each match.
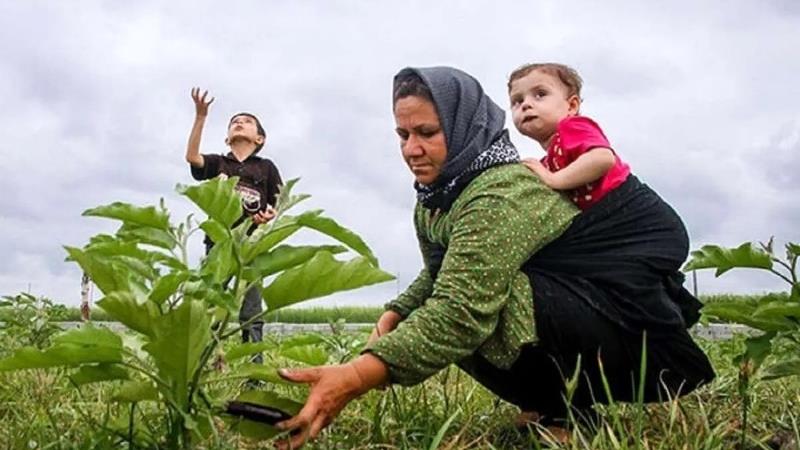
[0,293,68,350]
[684,238,800,448]
[0,177,394,448]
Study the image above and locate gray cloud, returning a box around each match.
[1,0,798,306]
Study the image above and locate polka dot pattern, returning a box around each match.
[366,164,578,386]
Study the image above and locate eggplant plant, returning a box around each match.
[0,177,394,448]
[684,238,799,447]
[0,293,67,350]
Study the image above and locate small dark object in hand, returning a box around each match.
[225,401,292,425]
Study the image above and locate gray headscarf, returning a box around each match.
[394,66,520,211]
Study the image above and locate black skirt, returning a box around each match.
[460,176,715,420]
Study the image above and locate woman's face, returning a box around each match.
[394,96,447,185]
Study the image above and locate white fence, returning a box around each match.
[49,321,754,340]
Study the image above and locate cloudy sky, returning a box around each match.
[1,1,798,308]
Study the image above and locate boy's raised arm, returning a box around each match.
[186,87,215,168]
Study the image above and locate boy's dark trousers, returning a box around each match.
[206,242,264,364]
[239,286,264,364]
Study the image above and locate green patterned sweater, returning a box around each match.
[365,164,578,385]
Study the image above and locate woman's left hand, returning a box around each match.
[275,354,389,449]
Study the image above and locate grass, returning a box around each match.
[2,329,800,449]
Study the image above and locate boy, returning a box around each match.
[185,87,283,362]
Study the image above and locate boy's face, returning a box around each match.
[509,70,580,145]
[227,114,265,148]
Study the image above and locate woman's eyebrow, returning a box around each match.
[413,124,438,132]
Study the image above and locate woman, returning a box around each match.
[274,67,714,449]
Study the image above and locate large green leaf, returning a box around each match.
[683,243,773,276]
[177,177,241,228]
[148,252,187,271]
[183,281,237,312]
[296,214,379,267]
[753,302,800,321]
[97,292,159,337]
[113,381,160,402]
[280,344,328,366]
[787,243,800,260]
[200,239,237,285]
[241,223,303,263]
[280,334,326,349]
[70,363,129,386]
[734,332,775,375]
[85,239,150,260]
[148,271,190,305]
[54,324,122,347]
[64,246,132,296]
[762,359,800,380]
[200,219,230,244]
[225,342,274,362]
[143,300,211,410]
[273,178,310,217]
[263,252,394,311]
[83,202,170,231]
[0,325,123,370]
[703,301,795,332]
[117,223,177,251]
[232,216,254,243]
[87,238,184,273]
[245,244,347,281]
[205,363,293,386]
[225,390,303,440]
[115,255,160,282]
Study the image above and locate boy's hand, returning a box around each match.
[252,206,276,225]
[191,87,215,117]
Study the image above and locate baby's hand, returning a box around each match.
[522,158,555,187]
[522,158,547,176]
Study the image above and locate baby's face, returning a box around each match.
[509,70,579,145]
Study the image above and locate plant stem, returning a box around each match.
[220,298,271,340]
[128,402,136,450]
[187,310,229,414]
[769,266,794,286]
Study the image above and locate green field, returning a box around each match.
[1,328,799,449]
[3,293,798,449]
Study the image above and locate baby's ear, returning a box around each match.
[567,95,581,116]
[224,137,231,145]
[256,135,266,145]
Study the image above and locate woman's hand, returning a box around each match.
[191,87,215,117]
[367,310,402,347]
[275,354,389,449]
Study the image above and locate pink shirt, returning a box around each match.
[542,116,630,210]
